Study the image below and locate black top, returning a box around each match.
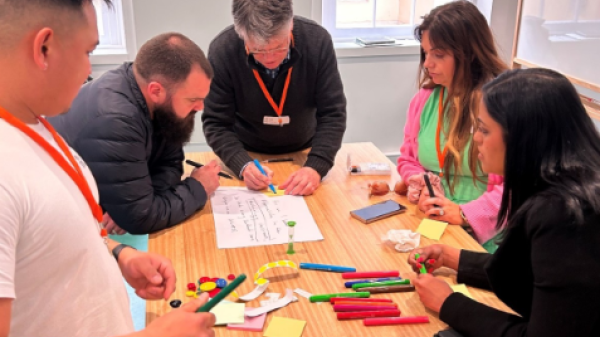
[201,16,347,178]
[49,63,208,234]
[440,192,600,336]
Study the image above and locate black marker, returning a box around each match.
[262,157,293,163]
[423,174,441,208]
[185,160,233,179]
[423,174,436,198]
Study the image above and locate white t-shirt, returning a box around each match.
[0,119,134,336]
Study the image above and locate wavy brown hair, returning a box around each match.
[415,1,507,193]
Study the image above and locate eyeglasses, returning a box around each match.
[249,46,289,56]
[247,38,291,56]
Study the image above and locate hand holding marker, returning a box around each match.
[196,274,247,312]
[253,159,277,194]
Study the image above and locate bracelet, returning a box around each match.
[459,209,470,226]
[112,243,135,262]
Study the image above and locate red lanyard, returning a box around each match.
[435,87,449,177]
[249,34,295,124]
[0,106,104,228]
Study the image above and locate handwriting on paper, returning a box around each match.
[211,187,323,249]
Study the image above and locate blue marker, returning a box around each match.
[344,277,403,288]
[299,262,356,273]
[253,159,276,194]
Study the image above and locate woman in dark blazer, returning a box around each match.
[409,68,600,337]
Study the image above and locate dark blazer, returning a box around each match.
[49,63,207,234]
[440,192,600,336]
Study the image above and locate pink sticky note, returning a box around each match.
[227,308,267,332]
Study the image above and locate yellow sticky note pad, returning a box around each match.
[416,218,448,240]
[451,284,474,299]
[210,303,245,325]
[262,188,286,197]
[264,317,306,337]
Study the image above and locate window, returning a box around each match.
[522,0,600,22]
[91,0,137,64]
[322,0,469,41]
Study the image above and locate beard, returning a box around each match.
[152,98,196,145]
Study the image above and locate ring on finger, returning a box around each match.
[439,208,444,216]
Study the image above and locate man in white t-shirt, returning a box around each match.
[0,1,215,336]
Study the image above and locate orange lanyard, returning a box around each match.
[435,87,449,177]
[249,34,295,123]
[0,107,104,227]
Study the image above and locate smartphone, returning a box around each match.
[350,200,407,224]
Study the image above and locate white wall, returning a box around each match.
[91,0,420,156]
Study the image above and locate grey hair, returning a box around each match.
[232,0,294,43]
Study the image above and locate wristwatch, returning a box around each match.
[112,243,135,261]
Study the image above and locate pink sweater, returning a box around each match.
[397,88,503,244]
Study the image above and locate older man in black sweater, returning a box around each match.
[202,0,347,196]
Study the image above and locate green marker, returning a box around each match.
[415,253,428,274]
[196,274,247,312]
[286,221,296,255]
[352,279,411,290]
[309,292,370,302]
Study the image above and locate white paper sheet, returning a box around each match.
[211,187,323,249]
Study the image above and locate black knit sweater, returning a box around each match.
[201,16,347,178]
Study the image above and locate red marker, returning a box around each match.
[337,309,401,320]
[330,297,393,304]
[334,304,398,312]
[363,316,430,326]
[342,271,400,279]
[333,301,397,307]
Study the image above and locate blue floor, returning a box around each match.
[110,233,148,331]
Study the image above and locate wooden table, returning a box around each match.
[147,142,509,336]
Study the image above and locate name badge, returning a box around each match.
[263,116,290,126]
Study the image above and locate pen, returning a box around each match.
[334,304,398,312]
[330,297,392,304]
[423,174,436,198]
[309,292,370,302]
[196,274,247,312]
[342,271,400,279]
[337,310,401,320]
[358,285,416,294]
[363,316,430,326]
[185,160,233,179]
[253,159,276,194]
[423,174,441,208]
[299,262,356,273]
[351,279,410,290]
[414,253,428,274]
[344,277,403,288]
[262,157,293,163]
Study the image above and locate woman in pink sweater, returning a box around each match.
[397,1,507,251]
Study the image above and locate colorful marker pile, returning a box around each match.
[184,274,237,299]
[301,263,429,327]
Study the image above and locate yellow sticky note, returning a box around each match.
[262,188,286,197]
[210,303,245,325]
[264,317,306,337]
[416,218,448,240]
[451,284,474,299]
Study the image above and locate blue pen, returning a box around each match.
[344,277,403,288]
[299,262,356,273]
[253,159,276,194]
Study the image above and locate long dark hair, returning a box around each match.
[415,0,508,193]
[483,68,600,229]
